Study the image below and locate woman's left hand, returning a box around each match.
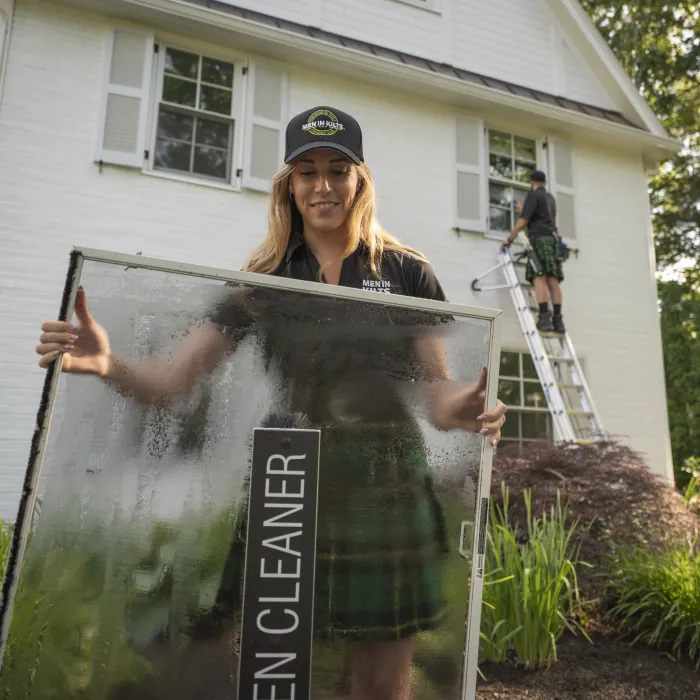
[432,368,507,446]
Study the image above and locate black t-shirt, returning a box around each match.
[520,187,557,238]
[208,237,451,425]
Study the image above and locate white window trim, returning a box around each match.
[484,127,545,241]
[390,0,442,13]
[144,40,247,191]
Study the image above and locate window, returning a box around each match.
[488,130,538,234]
[498,350,552,449]
[152,47,240,183]
[96,31,289,192]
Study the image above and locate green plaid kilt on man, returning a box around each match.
[205,421,448,643]
[526,233,564,285]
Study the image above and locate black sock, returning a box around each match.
[553,304,562,316]
[539,302,549,314]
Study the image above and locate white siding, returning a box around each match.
[0,0,671,518]
[561,38,615,109]
[209,0,616,109]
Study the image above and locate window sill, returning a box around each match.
[142,168,242,193]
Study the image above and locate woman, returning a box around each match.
[36,106,506,700]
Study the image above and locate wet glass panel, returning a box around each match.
[1,258,496,700]
[514,160,535,183]
[489,205,510,232]
[522,352,538,379]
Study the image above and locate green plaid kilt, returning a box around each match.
[526,234,564,284]
[203,422,448,643]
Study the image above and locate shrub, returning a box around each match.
[608,541,700,667]
[480,484,590,669]
[0,517,11,584]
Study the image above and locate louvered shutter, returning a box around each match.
[550,139,577,240]
[95,30,154,168]
[242,63,289,192]
[455,116,486,233]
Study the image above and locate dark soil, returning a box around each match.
[477,442,700,699]
[477,633,700,700]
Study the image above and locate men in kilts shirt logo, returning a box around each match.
[500,170,566,333]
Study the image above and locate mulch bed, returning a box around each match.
[477,632,700,699]
[476,441,700,698]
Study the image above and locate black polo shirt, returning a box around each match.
[521,187,557,238]
[272,234,447,301]
[208,238,451,425]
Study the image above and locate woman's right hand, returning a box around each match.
[36,288,112,377]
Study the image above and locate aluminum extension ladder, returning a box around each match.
[471,240,604,444]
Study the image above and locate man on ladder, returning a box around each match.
[500,170,565,334]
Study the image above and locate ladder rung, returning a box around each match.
[567,410,594,417]
[558,383,584,390]
[547,355,574,363]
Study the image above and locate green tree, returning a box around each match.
[580,1,700,484]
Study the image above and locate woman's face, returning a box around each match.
[289,149,360,235]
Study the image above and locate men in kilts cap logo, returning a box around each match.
[501,170,566,333]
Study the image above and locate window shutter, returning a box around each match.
[455,116,486,233]
[243,63,289,193]
[550,139,577,240]
[95,30,154,168]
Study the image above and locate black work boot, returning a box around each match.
[552,314,566,334]
[537,311,554,332]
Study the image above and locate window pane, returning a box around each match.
[199,85,232,115]
[154,139,191,172]
[489,131,511,158]
[195,118,230,149]
[501,411,520,439]
[498,379,521,407]
[513,187,528,213]
[489,206,510,232]
[523,384,547,409]
[193,146,228,180]
[163,75,196,107]
[522,353,538,379]
[521,412,550,439]
[514,137,536,162]
[157,109,194,142]
[164,48,198,79]
[489,183,511,207]
[201,57,234,87]
[514,160,535,183]
[489,155,513,180]
[500,352,520,377]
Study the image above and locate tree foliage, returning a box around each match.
[580,2,700,484]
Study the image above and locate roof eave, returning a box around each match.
[118,0,679,162]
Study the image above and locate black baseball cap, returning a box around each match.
[531,170,547,183]
[284,106,364,165]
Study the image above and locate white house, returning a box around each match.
[0,0,679,519]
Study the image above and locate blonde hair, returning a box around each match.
[243,161,428,278]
